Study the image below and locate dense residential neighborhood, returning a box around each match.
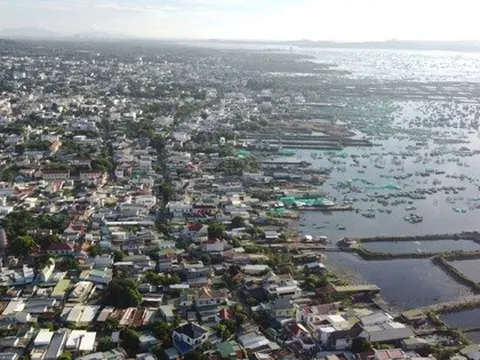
[0,38,476,360]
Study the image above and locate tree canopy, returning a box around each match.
[208,222,226,239]
[120,328,140,357]
[104,278,142,308]
[57,352,72,360]
[96,337,116,352]
[231,216,245,228]
[9,235,35,256]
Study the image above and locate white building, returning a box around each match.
[134,195,157,208]
[34,329,54,346]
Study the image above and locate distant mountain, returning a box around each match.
[73,31,132,39]
[0,27,62,38]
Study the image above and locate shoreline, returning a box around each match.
[323,254,398,314]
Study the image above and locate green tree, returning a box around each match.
[200,254,211,265]
[231,216,245,228]
[104,317,120,331]
[97,337,116,352]
[1,210,34,238]
[218,145,235,157]
[58,352,72,360]
[159,182,174,203]
[91,158,114,172]
[352,338,372,353]
[58,256,78,271]
[121,327,140,356]
[113,251,124,263]
[89,244,102,257]
[151,320,173,346]
[214,323,232,341]
[42,321,55,331]
[9,235,35,256]
[37,234,61,251]
[304,275,329,291]
[150,134,166,153]
[208,222,226,239]
[104,278,142,308]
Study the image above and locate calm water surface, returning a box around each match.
[326,252,472,311]
[441,309,480,330]
[450,259,480,282]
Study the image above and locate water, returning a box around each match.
[363,240,480,254]
[450,259,480,282]
[466,331,480,343]
[326,252,472,311]
[295,135,480,239]
[243,44,480,311]
[441,309,480,330]
[300,48,480,82]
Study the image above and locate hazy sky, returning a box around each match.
[1,0,479,41]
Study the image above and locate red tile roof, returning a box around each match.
[47,242,74,251]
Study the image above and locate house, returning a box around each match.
[303,262,327,274]
[178,288,196,307]
[134,195,157,208]
[160,305,175,322]
[269,299,294,319]
[167,201,192,218]
[316,314,356,350]
[47,243,75,256]
[373,349,408,360]
[63,223,86,241]
[263,271,301,299]
[41,169,70,182]
[401,338,428,351]
[172,323,210,355]
[38,258,55,282]
[66,330,97,352]
[158,253,178,272]
[115,168,125,179]
[285,322,316,351]
[238,331,280,353]
[359,321,414,344]
[79,170,106,181]
[70,157,92,167]
[296,303,340,325]
[326,327,362,350]
[215,308,234,323]
[243,265,270,275]
[359,311,394,327]
[196,287,228,307]
[44,330,69,360]
[460,344,480,360]
[185,223,208,238]
[264,231,279,242]
[201,238,227,252]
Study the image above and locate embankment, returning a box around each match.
[432,256,480,292]
[358,232,480,243]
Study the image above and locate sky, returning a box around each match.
[1,0,480,41]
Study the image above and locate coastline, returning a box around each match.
[323,252,398,314]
